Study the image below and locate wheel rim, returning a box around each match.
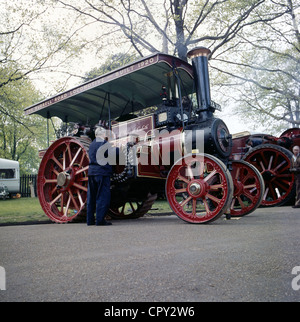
[166,154,233,224]
[37,137,90,223]
[109,200,144,219]
[230,161,264,217]
[244,146,295,206]
[109,193,157,219]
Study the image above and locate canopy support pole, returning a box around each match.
[47,111,50,147]
[172,60,185,130]
[108,92,111,130]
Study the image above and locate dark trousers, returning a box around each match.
[296,174,300,206]
[87,175,111,225]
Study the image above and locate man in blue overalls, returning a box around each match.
[87,126,118,226]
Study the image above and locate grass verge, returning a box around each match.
[0,197,173,226]
[0,198,50,225]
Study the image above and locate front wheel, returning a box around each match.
[166,154,233,224]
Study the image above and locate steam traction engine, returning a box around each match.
[25,47,265,224]
[231,128,300,207]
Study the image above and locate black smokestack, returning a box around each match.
[187,47,213,121]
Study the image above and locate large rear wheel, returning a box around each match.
[37,137,91,223]
[244,144,295,206]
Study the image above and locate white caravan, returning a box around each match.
[0,158,20,195]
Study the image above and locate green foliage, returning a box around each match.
[0,65,49,174]
[84,52,139,81]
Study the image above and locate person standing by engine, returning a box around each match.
[87,126,119,225]
[290,145,300,209]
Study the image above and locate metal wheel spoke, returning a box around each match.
[50,186,57,196]
[180,196,192,207]
[209,184,224,190]
[272,179,289,192]
[260,152,268,170]
[51,155,63,170]
[52,168,59,176]
[263,187,269,201]
[186,166,194,179]
[77,189,84,207]
[73,182,88,192]
[203,199,211,214]
[240,173,251,184]
[62,150,66,170]
[49,193,62,206]
[44,178,57,184]
[273,160,286,172]
[69,190,80,211]
[237,196,246,209]
[243,191,255,202]
[206,193,221,204]
[192,199,197,217]
[60,193,64,213]
[66,143,72,164]
[63,195,71,217]
[243,184,257,189]
[75,166,89,175]
[269,184,278,200]
[268,155,273,170]
[234,167,240,180]
[203,169,217,183]
[259,161,266,172]
[129,202,136,213]
[175,187,188,194]
[79,150,86,167]
[69,148,82,167]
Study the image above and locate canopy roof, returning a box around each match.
[24,53,194,125]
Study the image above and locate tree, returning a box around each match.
[0,0,84,173]
[211,0,299,132]
[49,0,297,134]
[0,64,49,174]
[0,0,87,94]
[84,52,139,81]
[54,0,283,60]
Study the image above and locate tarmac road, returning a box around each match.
[0,206,299,302]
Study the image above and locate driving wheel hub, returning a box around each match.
[57,172,70,187]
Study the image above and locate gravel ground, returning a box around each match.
[0,206,299,302]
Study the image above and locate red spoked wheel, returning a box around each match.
[244,144,295,206]
[230,160,265,217]
[37,137,91,223]
[166,154,233,224]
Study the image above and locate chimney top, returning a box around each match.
[187,47,211,59]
